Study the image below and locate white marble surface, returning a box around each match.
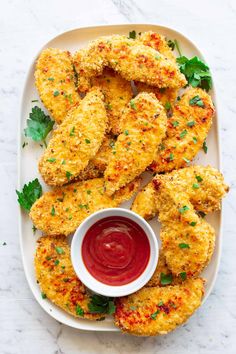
[0,0,236,353]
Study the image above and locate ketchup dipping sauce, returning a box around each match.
[81,216,150,286]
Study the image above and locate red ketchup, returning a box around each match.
[82,216,150,286]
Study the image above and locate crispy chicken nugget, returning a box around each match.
[90,68,133,135]
[39,88,107,186]
[149,87,215,172]
[114,278,204,336]
[153,174,216,276]
[73,35,187,92]
[132,165,229,219]
[30,178,140,236]
[104,93,167,196]
[35,48,80,124]
[35,235,102,320]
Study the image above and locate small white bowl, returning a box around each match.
[71,208,158,297]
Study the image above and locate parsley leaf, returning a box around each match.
[180,130,187,139]
[130,100,137,110]
[76,304,84,317]
[187,120,195,127]
[129,30,136,39]
[55,246,64,255]
[179,243,190,249]
[172,121,179,127]
[177,56,212,91]
[189,95,205,107]
[160,272,173,285]
[189,221,197,226]
[150,310,160,320]
[179,205,190,214]
[24,106,54,147]
[196,175,203,182]
[192,183,200,189]
[203,140,208,153]
[180,272,187,281]
[167,39,175,51]
[16,178,42,211]
[88,294,116,315]
[169,153,174,161]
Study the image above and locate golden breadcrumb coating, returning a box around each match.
[132,165,229,219]
[153,173,216,276]
[114,278,204,336]
[145,250,181,288]
[75,134,115,181]
[73,34,187,92]
[135,83,178,108]
[38,88,107,186]
[35,235,102,320]
[149,87,215,172]
[104,93,167,196]
[35,48,80,124]
[90,68,133,135]
[30,178,140,236]
[138,31,176,61]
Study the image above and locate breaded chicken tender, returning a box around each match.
[132,165,229,219]
[90,68,133,135]
[135,83,178,109]
[104,93,167,196]
[30,178,140,236]
[114,278,204,336]
[153,174,216,276]
[149,87,215,172]
[75,134,115,181]
[145,250,181,288]
[35,48,80,124]
[138,31,176,61]
[39,88,107,186]
[73,35,187,92]
[35,235,102,320]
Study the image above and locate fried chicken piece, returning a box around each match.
[73,35,187,92]
[38,88,107,186]
[30,178,140,236]
[153,174,216,276]
[75,134,115,181]
[90,68,133,135]
[132,165,229,219]
[149,87,215,172]
[35,235,102,320]
[35,48,80,124]
[114,278,204,336]
[104,93,167,196]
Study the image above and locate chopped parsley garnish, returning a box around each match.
[79,204,88,209]
[16,178,42,212]
[192,183,200,189]
[70,126,75,136]
[22,142,28,148]
[158,301,164,306]
[165,101,171,110]
[189,95,205,107]
[189,221,197,227]
[187,120,195,127]
[169,153,174,161]
[48,77,54,81]
[88,294,116,315]
[167,39,175,50]
[130,100,137,110]
[85,139,90,144]
[109,140,115,149]
[87,190,91,195]
[130,306,137,311]
[32,226,37,234]
[183,157,190,163]
[51,206,56,216]
[105,103,112,110]
[76,305,84,317]
[31,99,39,103]
[150,310,160,320]
[160,272,173,285]
[180,272,187,281]
[55,246,64,255]
[2,242,7,246]
[53,90,60,97]
[124,130,129,136]
[47,158,56,163]
[54,259,59,266]
[198,211,206,218]
[66,171,72,181]
[180,130,187,139]
[196,175,203,182]
[179,243,190,249]
[203,140,208,153]
[61,159,66,165]
[41,292,47,299]
[128,30,136,39]
[24,106,54,147]
[193,137,198,144]
[179,205,190,214]
[177,56,212,91]
[172,121,179,127]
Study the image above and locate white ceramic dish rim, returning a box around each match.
[71,208,159,297]
[17,23,223,332]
